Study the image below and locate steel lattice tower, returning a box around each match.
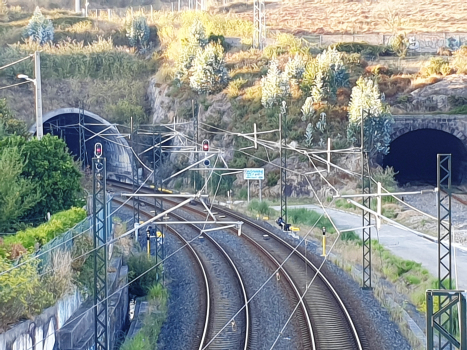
[437,154,453,350]
[92,156,108,350]
[79,103,88,169]
[153,131,165,266]
[279,101,287,228]
[361,110,372,290]
[193,101,199,191]
[131,129,140,226]
[253,0,266,49]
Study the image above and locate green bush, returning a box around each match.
[0,255,54,329]
[0,207,86,258]
[287,208,335,233]
[340,231,361,242]
[424,57,450,76]
[105,99,147,125]
[332,42,390,57]
[266,170,280,187]
[127,253,161,297]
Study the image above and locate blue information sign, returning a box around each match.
[243,168,264,180]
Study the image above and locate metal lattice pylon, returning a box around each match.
[193,101,199,191]
[79,103,88,169]
[427,290,465,350]
[361,109,372,290]
[131,129,140,225]
[92,156,108,350]
[437,154,453,350]
[253,0,266,49]
[153,131,165,265]
[279,101,287,227]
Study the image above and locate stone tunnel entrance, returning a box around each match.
[382,129,467,186]
[30,108,133,179]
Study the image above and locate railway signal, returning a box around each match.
[202,139,209,152]
[94,142,103,158]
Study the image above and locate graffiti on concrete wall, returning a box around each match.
[407,34,463,53]
[382,33,466,53]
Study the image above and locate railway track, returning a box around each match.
[110,180,365,349]
[112,195,249,350]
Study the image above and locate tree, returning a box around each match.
[347,77,394,160]
[301,48,349,101]
[283,54,306,85]
[24,7,54,45]
[301,96,314,121]
[0,135,83,224]
[261,59,290,108]
[126,16,150,49]
[0,146,41,232]
[189,42,229,94]
[175,19,208,83]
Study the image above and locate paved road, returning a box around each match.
[272,204,467,289]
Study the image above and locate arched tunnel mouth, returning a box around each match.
[37,109,173,181]
[39,110,133,179]
[382,129,467,186]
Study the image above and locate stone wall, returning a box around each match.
[392,115,467,144]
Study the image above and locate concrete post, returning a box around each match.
[34,52,43,140]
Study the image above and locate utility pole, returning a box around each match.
[361,108,372,290]
[92,143,108,350]
[34,51,43,140]
[75,0,80,13]
[279,101,288,229]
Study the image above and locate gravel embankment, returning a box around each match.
[229,210,413,350]
[171,207,302,350]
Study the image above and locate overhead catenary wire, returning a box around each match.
[0,54,33,71]
[0,81,30,90]
[12,112,441,348]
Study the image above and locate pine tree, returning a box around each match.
[347,77,394,159]
[189,42,229,94]
[24,7,54,45]
[261,59,290,108]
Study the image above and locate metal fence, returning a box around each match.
[36,216,92,270]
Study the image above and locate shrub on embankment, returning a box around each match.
[0,207,86,258]
[0,207,86,331]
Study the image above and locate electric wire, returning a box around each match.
[0,81,30,90]
[0,54,33,71]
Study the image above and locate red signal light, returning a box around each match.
[95,143,103,158]
[202,140,209,152]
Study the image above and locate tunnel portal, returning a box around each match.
[30,108,133,180]
[382,129,467,186]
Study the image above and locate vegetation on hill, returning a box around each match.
[0,124,83,231]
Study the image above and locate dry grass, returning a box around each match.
[227,0,467,35]
[45,249,74,299]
